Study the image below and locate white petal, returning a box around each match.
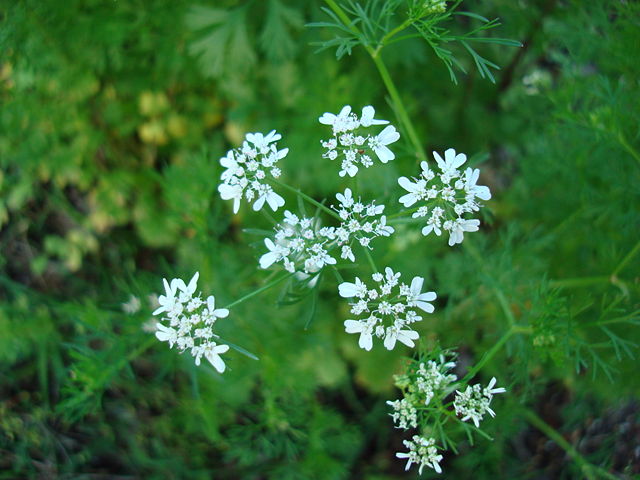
[378,125,400,145]
[206,352,226,373]
[384,332,397,350]
[397,330,419,348]
[266,192,285,211]
[207,295,216,311]
[415,300,435,313]
[252,195,267,211]
[359,331,373,351]
[259,251,279,269]
[397,176,415,192]
[344,320,363,333]
[338,282,358,298]
[410,276,424,295]
[374,145,395,163]
[318,112,337,125]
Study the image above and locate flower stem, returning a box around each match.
[224,273,294,310]
[387,207,420,219]
[461,324,531,383]
[362,246,379,273]
[270,178,341,221]
[523,410,618,480]
[324,0,428,163]
[612,238,640,276]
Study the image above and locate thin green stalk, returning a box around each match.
[271,178,341,220]
[324,0,428,163]
[369,53,428,162]
[462,328,514,382]
[617,131,640,166]
[461,324,532,383]
[549,276,612,288]
[387,207,420,219]
[224,273,294,310]
[463,240,516,326]
[523,410,618,480]
[388,216,423,225]
[612,239,640,276]
[362,246,379,273]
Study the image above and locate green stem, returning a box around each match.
[387,207,420,219]
[224,273,294,309]
[523,410,618,480]
[369,53,428,162]
[462,328,513,382]
[463,240,516,326]
[462,324,531,383]
[271,178,341,221]
[324,0,428,163]
[612,239,640,276]
[362,246,379,273]
[377,18,414,53]
[549,276,613,288]
[617,131,640,166]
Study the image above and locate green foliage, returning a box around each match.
[1,0,638,478]
[309,0,521,83]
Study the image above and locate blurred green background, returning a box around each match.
[1,0,639,478]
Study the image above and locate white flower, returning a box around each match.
[205,295,229,321]
[368,125,400,163]
[218,183,244,214]
[320,105,400,176]
[360,105,389,127]
[176,271,199,303]
[331,189,394,262]
[259,238,288,269]
[445,218,480,246]
[406,277,437,313]
[433,148,466,181]
[339,268,435,351]
[122,295,141,314]
[338,277,368,298]
[397,177,427,207]
[198,342,230,373]
[383,326,419,350]
[386,398,418,429]
[454,377,506,428]
[464,167,491,201]
[397,149,489,245]
[318,105,356,133]
[252,185,285,212]
[259,210,336,274]
[344,319,374,351]
[153,278,180,316]
[218,130,288,213]
[396,435,443,475]
[245,130,281,151]
[155,323,178,347]
[152,273,238,374]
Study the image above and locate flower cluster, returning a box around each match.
[397,148,491,246]
[319,105,400,177]
[218,130,287,213]
[453,377,506,428]
[387,351,506,474]
[387,397,418,430]
[388,354,457,428]
[339,268,436,351]
[152,272,231,373]
[414,357,457,406]
[332,188,394,262]
[396,435,444,475]
[259,211,337,274]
